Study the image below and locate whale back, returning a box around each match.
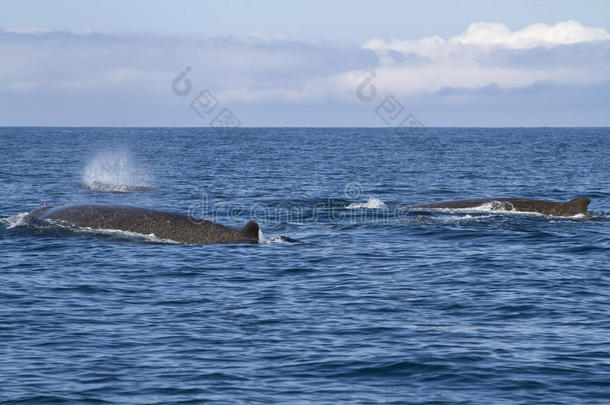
[499,198,590,216]
[412,197,591,217]
[34,205,259,244]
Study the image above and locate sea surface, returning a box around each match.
[1,127,609,404]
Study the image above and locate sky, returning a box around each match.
[1,0,609,126]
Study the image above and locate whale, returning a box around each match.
[29,205,260,244]
[411,197,591,218]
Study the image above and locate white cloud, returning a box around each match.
[363,21,610,56]
[453,20,610,48]
[349,21,610,95]
[0,21,609,125]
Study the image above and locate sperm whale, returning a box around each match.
[29,205,260,244]
[411,197,592,218]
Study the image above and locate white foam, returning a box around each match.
[0,212,29,229]
[263,236,292,243]
[347,197,388,209]
[422,201,542,215]
[258,228,267,243]
[429,214,495,223]
[74,226,180,244]
[82,149,151,192]
[257,229,292,244]
[40,218,180,244]
[422,202,589,219]
[75,227,180,244]
[88,226,292,245]
[571,213,587,219]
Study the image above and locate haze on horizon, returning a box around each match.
[1,0,609,127]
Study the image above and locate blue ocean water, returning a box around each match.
[1,127,609,404]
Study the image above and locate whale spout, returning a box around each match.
[81,181,154,192]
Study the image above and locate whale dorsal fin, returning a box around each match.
[29,206,53,217]
[565,197,591,214]
[242,221,260,243]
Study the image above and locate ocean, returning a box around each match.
[1,127,609,404]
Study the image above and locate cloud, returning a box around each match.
[0,21,609,125]
[452,20,610,48]
[0,29,377,100]
[362,20,609,56]
[350,21,610,95]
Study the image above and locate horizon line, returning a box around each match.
[1,125,609,129]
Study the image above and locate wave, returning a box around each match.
[0,212,29,229]
[590,211,610,220]
[258,229,295,244]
